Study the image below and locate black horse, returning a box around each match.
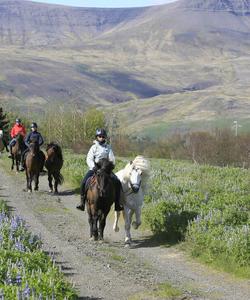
[45,142,64,194]
[86,158,116,241]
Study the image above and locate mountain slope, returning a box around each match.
[0,0,250,136]
[0,0,149,46]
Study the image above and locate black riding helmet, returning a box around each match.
[31,122,38,129]
[95,128,107,138]
[16,118,21,123]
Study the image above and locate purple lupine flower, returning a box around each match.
[0,289,4,300]
[23,283,31,297]
[15,241,26,252]
[6,273,12,285]
[16,274,22,285]
[11,218,19,231]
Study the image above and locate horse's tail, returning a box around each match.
[57,172,64,185]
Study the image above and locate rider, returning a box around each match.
[8,118,26,157]
[20,122,45,171]
[76,128,123,212]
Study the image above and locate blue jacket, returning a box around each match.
[25,131,44,147]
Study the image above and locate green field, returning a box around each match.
[62,152,250,278]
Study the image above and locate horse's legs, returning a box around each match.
[34,173,39,191]
[48,171,53,193]
[11,157,14,170]
[15,157,19,172]
[113,211,121,232]
[124,207,133,244]
[99,213,107,240]
[26,172,32,192]
[132,206,142,229]
[93,215,99,241]
[54,173,59,194]
[88,214,93,238]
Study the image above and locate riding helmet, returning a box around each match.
[31,122,38,129]
[16,118,21,123]
[95,128,107,138]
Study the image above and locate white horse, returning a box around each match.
[113,156,150,245]
[0,130,4,153]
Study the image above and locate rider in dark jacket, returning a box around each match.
[20,122,45,171]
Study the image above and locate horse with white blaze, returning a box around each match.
[113,156,150,245]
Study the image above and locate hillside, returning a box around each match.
[0,0,250,137]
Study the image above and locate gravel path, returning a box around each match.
[0,161,249,300]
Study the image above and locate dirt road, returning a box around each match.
[0,162,249,300]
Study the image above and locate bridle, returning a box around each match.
[123,167,142,196]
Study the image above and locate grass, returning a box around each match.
[129,282,181,300]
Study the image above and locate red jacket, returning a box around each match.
[10,124,26,138]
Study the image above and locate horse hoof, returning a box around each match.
[89,237,95,241]
[132,221,140,229]
[28,190,32,193]
[125,238,132,245]
[113,226,119,232]
[49,189,53,193]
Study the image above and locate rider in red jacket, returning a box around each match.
[9,118,26,157]
[10,118,26,138]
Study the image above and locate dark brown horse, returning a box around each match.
[0,129,8,153]
[25,141,45,192]
[86,158,116,241]
[11,134,24,172]
[45,142,64,194]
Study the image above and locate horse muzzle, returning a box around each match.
[131,184,140,193]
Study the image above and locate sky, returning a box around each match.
[29,0,177,8]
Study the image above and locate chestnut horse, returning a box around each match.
[45,142,64,194]
[11,134,24,172]
[86,158,116,241]
[25,141,45,192]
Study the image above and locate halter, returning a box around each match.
[123,166,142,196]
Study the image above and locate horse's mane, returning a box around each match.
[96,158,114,175]
[46,142,63,160]
[123,156,150,192]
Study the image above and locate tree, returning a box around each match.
[84,108,105,140]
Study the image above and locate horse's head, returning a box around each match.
[95,158,114,197]
[128,162,142,193]
[46,143,63,160]
[95,158,114,174]
[29,140,39,156]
